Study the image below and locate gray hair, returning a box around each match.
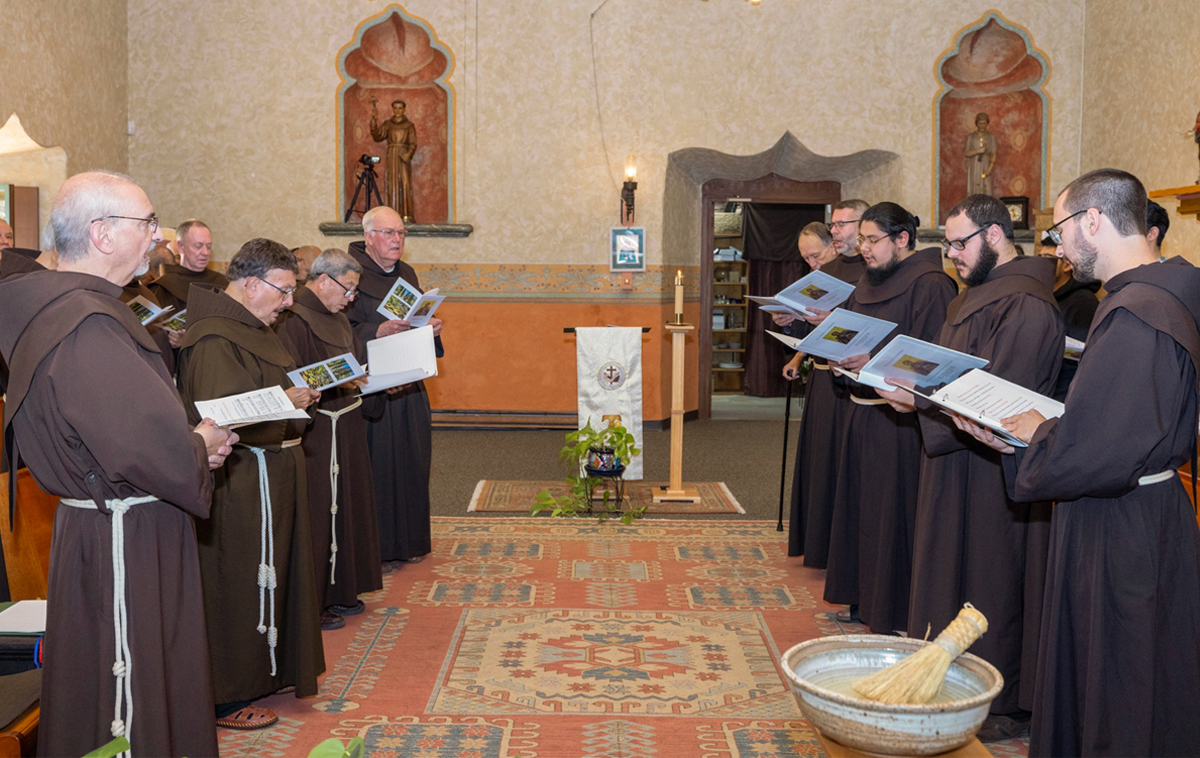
[310,248,362,280]
[51,170,138,263]
[176,219,209,246]
[833,199,870,215]
[799,221,833,246]
[361,205,402,234]
[39,222,56,252]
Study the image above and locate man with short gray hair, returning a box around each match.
[150,218,227,312]
[0,170,237,757]
[276,248,382,629]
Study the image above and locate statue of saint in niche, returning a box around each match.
[964,112,997,196]
[370,98,418,222]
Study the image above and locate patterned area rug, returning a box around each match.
[219,518,1029,758]
[467,480,745,514]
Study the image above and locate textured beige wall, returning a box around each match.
[0,1,129,176]
[1081,0,1200,262]
[126,0,1086,268]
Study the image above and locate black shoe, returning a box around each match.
[320,610,346,631]
[328,600,366,616]
[976,712,1031,742]
[834,605,860,623]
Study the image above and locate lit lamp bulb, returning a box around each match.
[625,155,637,181]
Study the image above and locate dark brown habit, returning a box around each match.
[787,253,866,566]
[176,283,325,705]
[0,251,45,399]
[149,263,229,313]
[0,270,218,758]
[908,255,1062,716]
[346,241,442,561]
[1004,258,1200,758]
[1051,277,1101,401]
[119,279,177,375]
[275,286,383,607]
[824,248,956,634]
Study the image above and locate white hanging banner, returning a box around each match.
[575,327,644,479]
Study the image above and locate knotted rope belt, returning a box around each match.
[59,494,158,750]
[316,398,363,584]
[238,438,302,677]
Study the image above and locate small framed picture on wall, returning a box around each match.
[610,227,645,272]
[1001,196,1030,230]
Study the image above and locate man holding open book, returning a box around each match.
[878,194,1064,741]
[955,169,1200,757]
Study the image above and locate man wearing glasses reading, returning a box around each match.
[275,248,383,630]
[955,169,1200,757]
[347,206,443,570]
[877,194,1064,741]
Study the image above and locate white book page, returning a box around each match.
[1064,336,1085,362]
[775,270,855,313]
[857,335,989,391]
[287,352,366,391]
[161,309,188,332]
[0,600,47,634]
[748,297,812,318]
[929,368,1064,448]
[127,296,171,326]
[376,276,425,321]
[361,326,438,394]
[406,292,444,328]
[793,308,897,363]
[194,385,310,428]
[766,330,803,350]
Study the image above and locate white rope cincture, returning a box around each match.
[1139,470,1177,486]
[246,446,279,678]
[60,494,157,757]
[317,398,363,585]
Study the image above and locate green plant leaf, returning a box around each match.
[82,738,131,758]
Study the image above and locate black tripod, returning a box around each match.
[344,156,384,222]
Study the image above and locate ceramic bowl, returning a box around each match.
[781,635,1003,755]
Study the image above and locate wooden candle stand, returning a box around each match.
[653,321,701,504]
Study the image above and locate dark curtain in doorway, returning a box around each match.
[742,202,826,397]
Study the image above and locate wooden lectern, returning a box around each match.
[654,321,701,503]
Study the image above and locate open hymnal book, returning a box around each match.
[767,308,897,363]
[193,385,310,428]
[358,325,439,395]
[376,277,444,328]
[849,335,989,392]
[1064,336,1085,362]
[0,599,46,635]
[126,296,174,326]
[747,269,855,318]
[916,368,1065,448]
[287,352,366,391]
[161,309,188,333]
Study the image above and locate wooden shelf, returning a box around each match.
[1148,184,1200,221]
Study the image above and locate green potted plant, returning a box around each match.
[532,419,645,523]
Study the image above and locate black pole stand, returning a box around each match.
[777,376,793,532]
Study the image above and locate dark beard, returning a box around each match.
[1070,235,1101,283]
[963,238,1000,287]
[865,255,901,286]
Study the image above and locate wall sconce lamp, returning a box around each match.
[621,154,637,225]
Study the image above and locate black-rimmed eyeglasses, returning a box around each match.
[1044,209,1089,246]
[257,276,296,297]
[92,213,160,233]
[943,226,989,251]
[326,275,358,299]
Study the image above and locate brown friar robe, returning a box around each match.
[0,270,218,758]
[346,241,442,561]
[148,263,229,313]
[0,251,46,398]
[1003,258,1200,758]
[275,286,383,607]
[787,253,866,566]
[824,248,956,633]
[908,255,1062,716]
[176,283,325,705]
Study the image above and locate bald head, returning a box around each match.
[362,205,406,269]
[0,219,12,250]
[52,171,160,284]
[292,245,321,282]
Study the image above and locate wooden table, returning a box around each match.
[815,731,993,758]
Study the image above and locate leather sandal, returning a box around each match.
[834,605,860,623]
[216,706,278,730]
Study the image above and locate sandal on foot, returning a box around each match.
[320,609,346,630]
[216,707,278,730]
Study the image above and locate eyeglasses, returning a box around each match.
[943,226,989,251]
[256,276,296,297]
[1044,209,1089,246]
[370,228,407,239]
[829,218,861,229]
[92,213,160,233]
[326,275,358,299]
[857,233,894,247]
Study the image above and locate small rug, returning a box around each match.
[467,479,745,514]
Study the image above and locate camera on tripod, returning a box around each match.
[345,154,385,222]
[358,154,381,167]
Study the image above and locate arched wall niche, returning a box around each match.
[0,114,68,245]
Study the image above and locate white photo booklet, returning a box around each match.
[767,308,896,363]
[358,325,439,395]
[748,269,855,318]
